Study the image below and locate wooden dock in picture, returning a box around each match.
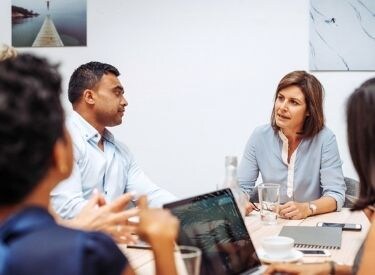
[32,15,64,47]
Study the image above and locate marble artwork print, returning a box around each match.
[309,0,375,71]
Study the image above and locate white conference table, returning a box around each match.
[119,208,370,274]
[245,208,370,264]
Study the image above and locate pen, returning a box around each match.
[127,244,179,252]
[127,244,152,250]
[250,201,260,211]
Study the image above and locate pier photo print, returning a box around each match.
[12,0,86,47]
[309,0,375,71]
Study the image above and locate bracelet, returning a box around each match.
[329,261,336,275]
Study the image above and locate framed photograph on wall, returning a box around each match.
[12,0,87,47]
[309,0,375,71]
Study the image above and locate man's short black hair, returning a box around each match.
[68,61,120,104]
[0,54,64,205]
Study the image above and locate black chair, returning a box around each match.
[343,177,359,208]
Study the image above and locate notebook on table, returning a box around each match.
[279,226,342,249]
[163,188,264,275]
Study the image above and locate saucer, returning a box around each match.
[257,249,303,263]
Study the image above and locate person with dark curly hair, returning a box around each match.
[0,54,179,275]
[51,61,176,219]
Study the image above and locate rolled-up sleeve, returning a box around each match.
[238,130,260,196]
[51,162,87,219]
[320,133,346,211]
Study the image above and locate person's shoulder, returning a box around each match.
[307,127,338,149]
[32,226,124,261]
[251,124,273,137]
[81,231,128,273]
[65,113,92,157]
[8,225,126,275]
[52,228,124,259]
[113,138,134,159]
[244,124,274,148]
[66,113,86,141]
[315,126,336,140]
[22,223,88,244]
[83,230,120,247]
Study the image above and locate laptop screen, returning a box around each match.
[164,188,261,275]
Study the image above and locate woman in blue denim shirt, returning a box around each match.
[264,78,375,274]
[239,71,346,219]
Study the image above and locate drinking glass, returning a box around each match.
[258,183,280,225]
[179,245,202,275]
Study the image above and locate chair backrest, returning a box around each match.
[344,177,360,208]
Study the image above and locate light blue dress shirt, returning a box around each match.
[238,124,346,210]
[51,112,177,219]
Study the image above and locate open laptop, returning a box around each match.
[163,188,265,275]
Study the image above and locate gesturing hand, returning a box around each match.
[65,192,139,244]
[136,196,179,246]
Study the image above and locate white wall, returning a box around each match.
[1,0,373,199]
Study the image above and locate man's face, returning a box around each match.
[92,73,127,127]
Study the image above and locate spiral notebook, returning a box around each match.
[279,226,342,249]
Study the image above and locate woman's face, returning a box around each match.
[274,85,309,134]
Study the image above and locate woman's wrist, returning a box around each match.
[328,261,336,275]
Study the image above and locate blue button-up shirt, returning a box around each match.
[51,112,177,219]
[238,124,346,210]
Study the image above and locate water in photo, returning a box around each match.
[12,0,87,47]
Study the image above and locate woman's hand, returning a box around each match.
[264,262,330,275]
[135,196,179,275]
[136,196,179,246]
[245,201,255,215]
[278,201,310,220]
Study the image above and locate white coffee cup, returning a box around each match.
[261,236,294,259]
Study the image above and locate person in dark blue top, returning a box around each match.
[0,207,126,275]
[0,54,179,275]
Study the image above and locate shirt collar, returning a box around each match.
[72,111,115,145]
[278,130,288,143]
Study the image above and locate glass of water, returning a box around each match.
[258,183,280,225]
[178,245,202,275]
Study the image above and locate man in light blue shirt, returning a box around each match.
[51,62,176,219]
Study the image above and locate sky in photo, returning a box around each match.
[12,0,85,15]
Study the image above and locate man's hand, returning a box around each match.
[62,192,139,243]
